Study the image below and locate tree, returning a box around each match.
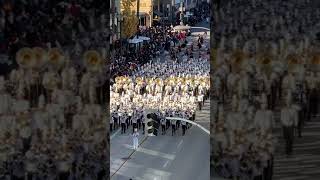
[121,0,139,39]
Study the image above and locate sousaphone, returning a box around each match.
[16,47,35,69]
[83,50,103,73]
[33,47,48,69]
[287,54,302,74]
[231,49,248,73]
[115,76,122,83]
[257,52,273,77]
[48,48,65,70]
[309,53,320,71]
[155,78,162,85]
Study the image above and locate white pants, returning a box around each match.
[133,138,139,149]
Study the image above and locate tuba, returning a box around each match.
[309,53,320,72]
[115,76,122,84]
[83,50,104,73]
[48,48,65,70]
[287,54,301,73]
[155,78,162,85]
[257,52,273,77]
[32,47,48,69]
[16,47,35,69]
[231,49,248,73]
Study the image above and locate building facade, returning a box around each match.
[110,0,122,41]
[121,0,153,27]
[153,0,176,24]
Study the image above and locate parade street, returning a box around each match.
[110,101,210,180]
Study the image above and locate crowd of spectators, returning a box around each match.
[111,23,206,82]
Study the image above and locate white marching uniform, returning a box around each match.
[132,132,139,149]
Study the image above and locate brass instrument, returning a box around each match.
[48,48,65,70]
[287,54,301,73]
[308,53,320,72]
[32,47,47,69]
[83,50,103,72]
[231,49,248,73]
[155,78,162,85]
[257,52,273,77]
[311,53,320,65]
[16,47,35,69]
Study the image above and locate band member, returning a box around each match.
[142,112,145,134]
[161,117,166,135]
[181,120,187,136]
[198,92,204,110]
[110,112,114,132]
[171,119,176,136]
[137,109,142,130]
[127,109,133,129]
[120,112,126,134]
[132,111,137,133]
[280,91,298,155]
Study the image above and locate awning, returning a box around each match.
[128,38,143,44]
[173,25,191,31]
[138,36,151,41]
[191,31,210,36]
[128,36,150,44]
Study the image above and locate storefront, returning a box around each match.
[138,12,151,27]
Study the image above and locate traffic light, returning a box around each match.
[146,113,159,136]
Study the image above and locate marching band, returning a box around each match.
[0,48,107,179]
[111,33,210,136]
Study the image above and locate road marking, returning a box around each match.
[111,128,121,140]
[123,144,175,160]
[111,136,149,178]
[163,160,170,168]
[177,140,183,149]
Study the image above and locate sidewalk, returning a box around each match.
[110,128,147,177]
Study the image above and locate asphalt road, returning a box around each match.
[110,101,210,180]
